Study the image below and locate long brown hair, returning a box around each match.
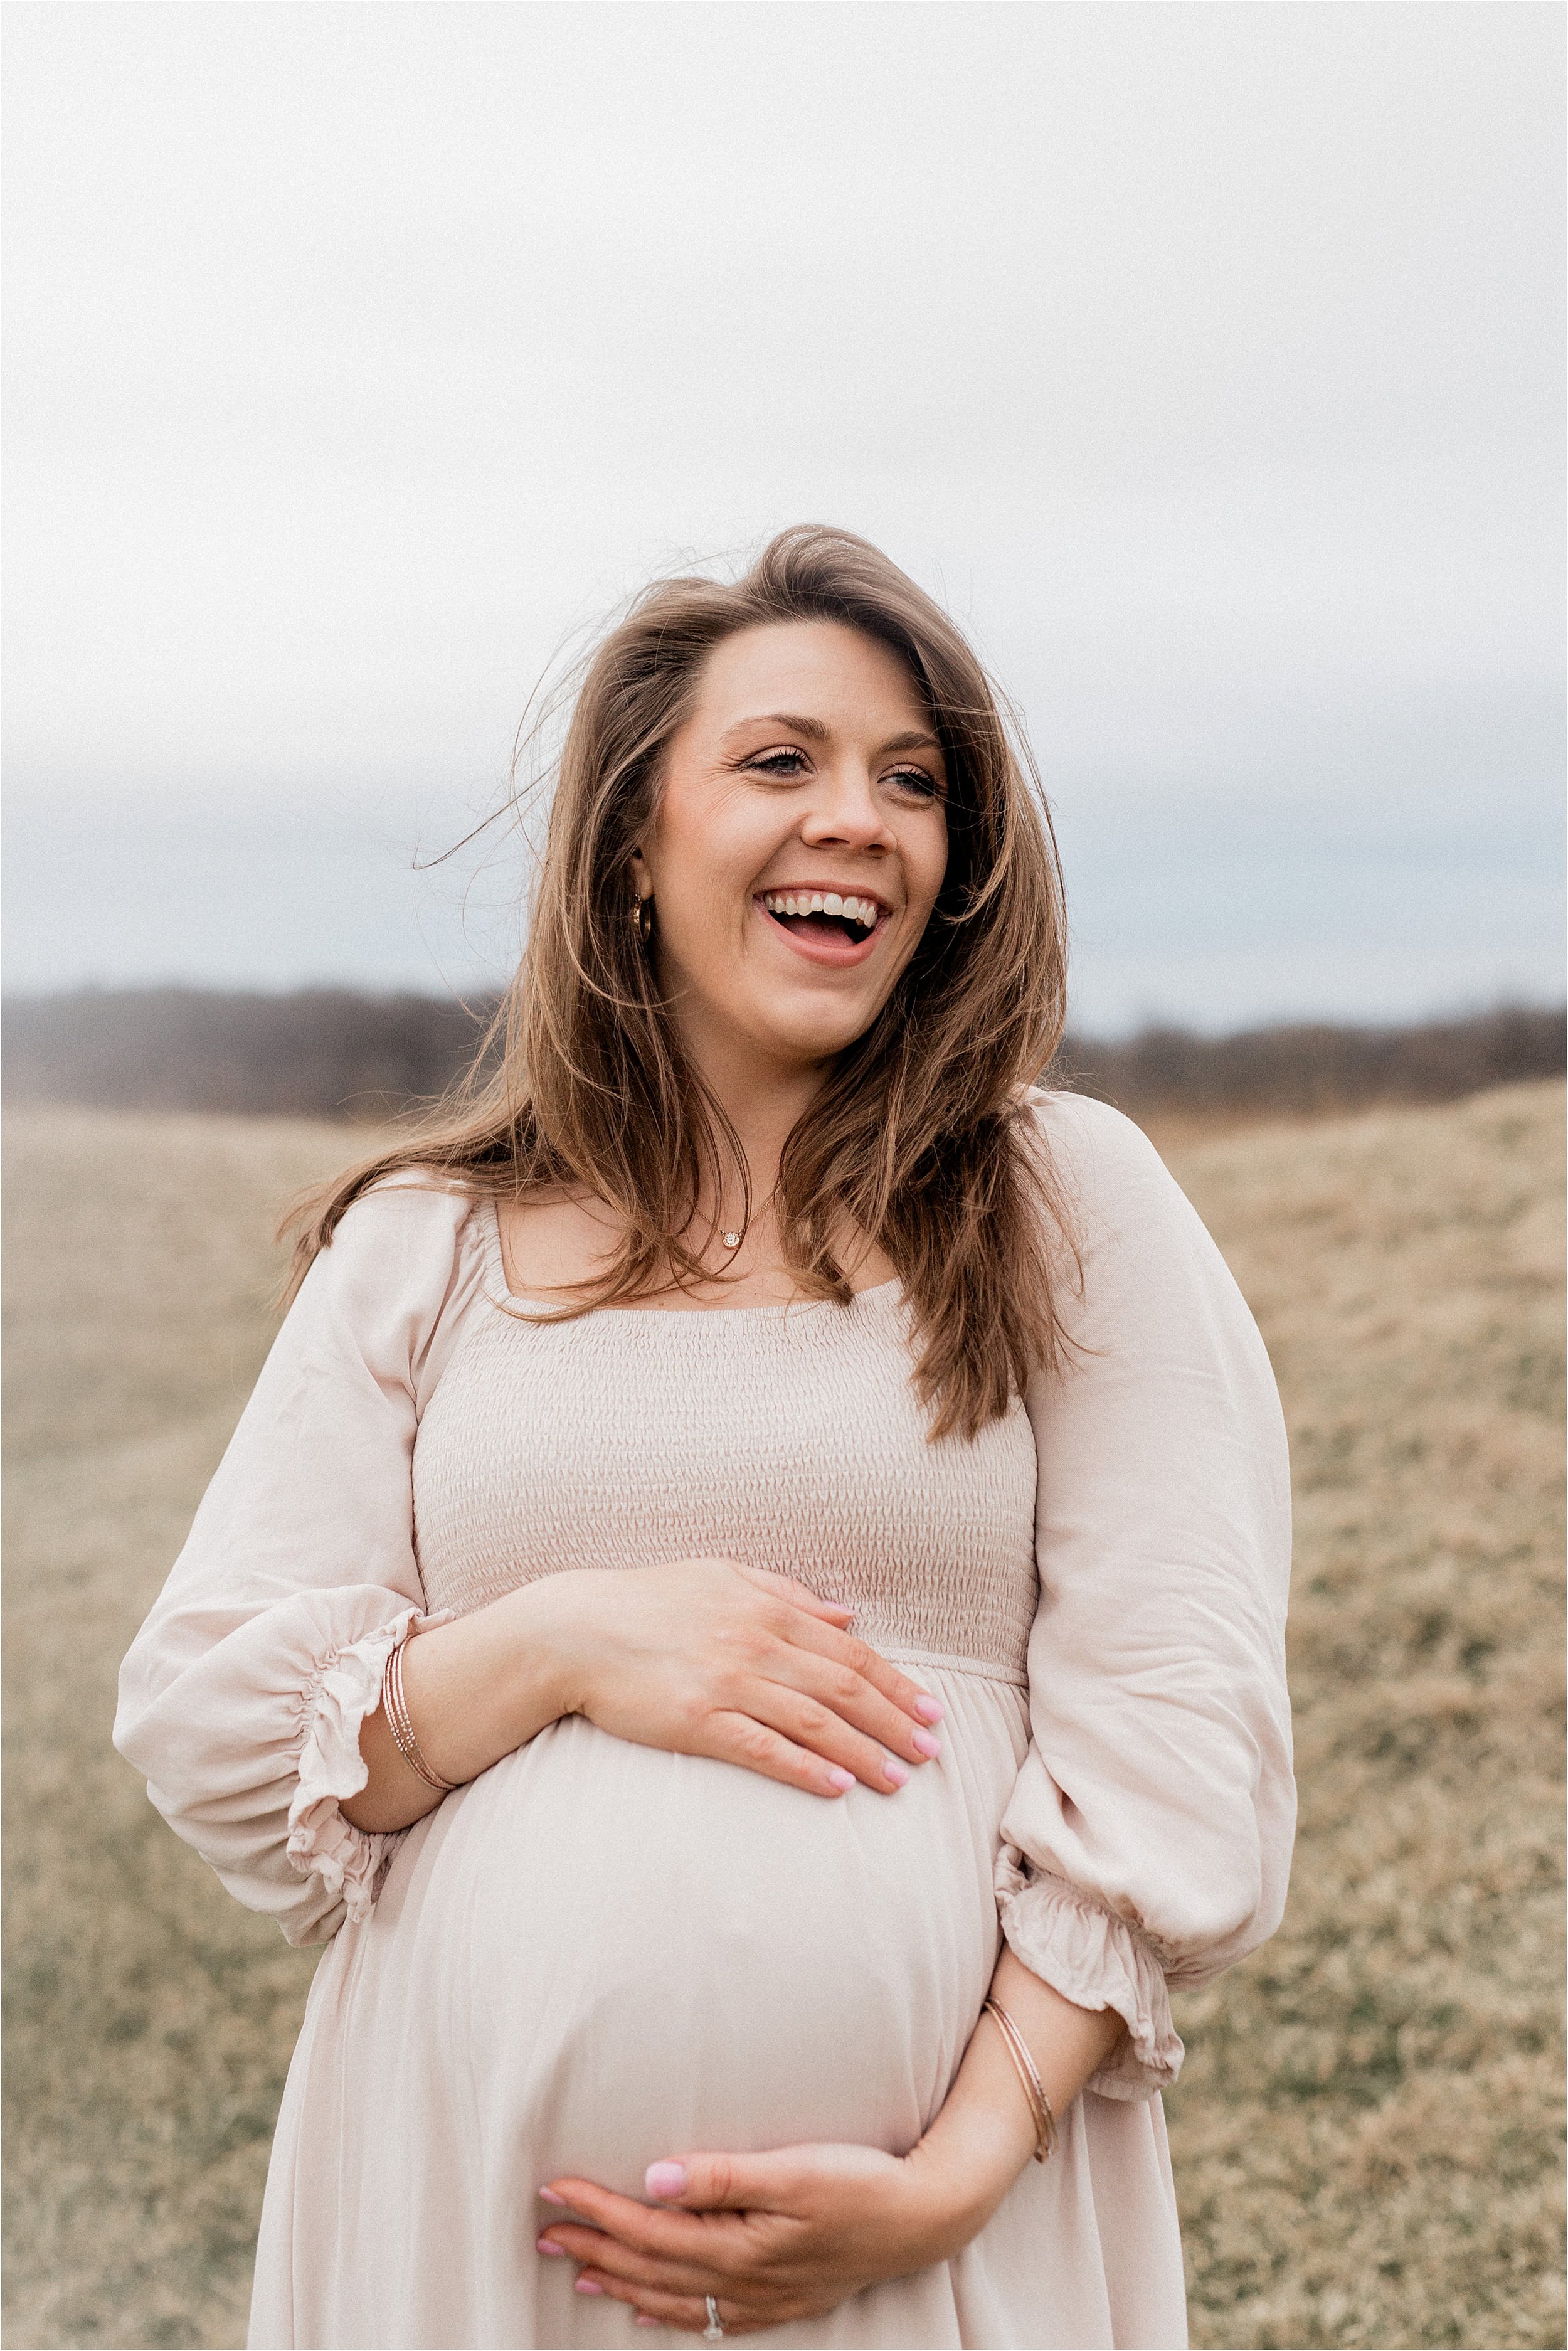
[286,525,1076,1439]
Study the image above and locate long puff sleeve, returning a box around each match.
[997,1094,1295,2098]
[114,1182,485,1947]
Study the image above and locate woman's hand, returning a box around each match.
[534,2133,1017,2338]
[533,1955,1127,2335]
[346,1556,943,1831]
[531,1557,945,1798]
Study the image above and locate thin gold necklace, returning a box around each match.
[719,1183,779,1256]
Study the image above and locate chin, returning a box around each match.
[760,1019,872,1066]
[719,968,891,1066]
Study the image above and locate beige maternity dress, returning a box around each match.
[115,1093,1295,2351]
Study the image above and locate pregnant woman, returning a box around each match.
[115,526,1294,2350]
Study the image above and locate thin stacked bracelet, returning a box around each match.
[982,1998,1059,2163]
[383,1635,458,1794]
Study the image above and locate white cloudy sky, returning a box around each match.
[4,1,1562,1033]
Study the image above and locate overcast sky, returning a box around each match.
[4,1,1562,1033]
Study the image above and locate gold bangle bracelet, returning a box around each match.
[383,1635,458,1795]
[982,1997,1058,2163]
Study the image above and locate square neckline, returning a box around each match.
[477,1197,901,1320]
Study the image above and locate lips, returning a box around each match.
[752,891,888,969]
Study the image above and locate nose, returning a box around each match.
[797,762,896,855]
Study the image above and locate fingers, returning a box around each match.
[536,2221,720,2299]
[537,2225,781,2339]
[596,2280,775,2337]
[716,1563,945,1738]
[537,2162,821,2336]
[706,1711,862,1800]
[592,2279,772,2337]
[730,1561,856,1627]
[539,2178,721,2252]
[778,1613,946,1731]
[644,2151,807,2211]
[741,1681,919,1793]
[765,1652,944,1780]
[697,1559,946,1791]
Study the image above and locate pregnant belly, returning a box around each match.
[374,1666,1028,2195]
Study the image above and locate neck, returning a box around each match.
[679,1021,827,1209]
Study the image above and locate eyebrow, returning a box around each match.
[724,713,945,758]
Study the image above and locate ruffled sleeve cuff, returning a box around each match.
[284,1608,449,1929]
[995,1847,1185,2100]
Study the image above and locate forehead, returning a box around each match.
[691,620,931,730]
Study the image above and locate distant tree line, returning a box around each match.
[1,987,496,1120]
[3,985,1562,1126]
[1058,1003,1565,1122]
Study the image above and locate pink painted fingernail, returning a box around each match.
[645,2161,688,2199]
[575,2277,605,2295]
[913,1695,945,1724]
[536,2237,566,2256]
[537,2187,566,2205]
[826,1766,856,1793]
[883,1756,909,1787]
[911,1729,941,1759]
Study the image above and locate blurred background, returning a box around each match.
[3,6,1563,2348]
[5,0,1563,1034]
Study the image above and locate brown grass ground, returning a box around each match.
[4,1086,1563,2350]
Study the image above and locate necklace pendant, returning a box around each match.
[721,1231,742,1250]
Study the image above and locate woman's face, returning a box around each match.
[635,620,950,1074]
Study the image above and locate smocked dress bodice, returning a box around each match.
[413,1203,1039,1680]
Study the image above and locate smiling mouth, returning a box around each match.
[757,889,884,942]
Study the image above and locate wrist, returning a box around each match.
[494,1571,603,1724]
[904,2097,1034,2252]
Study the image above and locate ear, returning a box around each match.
[629,846,652,900]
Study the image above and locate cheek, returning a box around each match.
[649,787,775,921]
[911,818,950,920]
[655,865,755,984]
[663,898,729,981]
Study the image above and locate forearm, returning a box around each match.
[341,1577,579,1832]
[906,1945,1128,2245]
[344,1554,945,1836]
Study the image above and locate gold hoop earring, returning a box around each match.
[632,894,654,946]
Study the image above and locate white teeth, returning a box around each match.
[760,890,881,928]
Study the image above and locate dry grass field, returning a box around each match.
[4,1085,1563,2351]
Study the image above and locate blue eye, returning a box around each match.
[887,767,942,800]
